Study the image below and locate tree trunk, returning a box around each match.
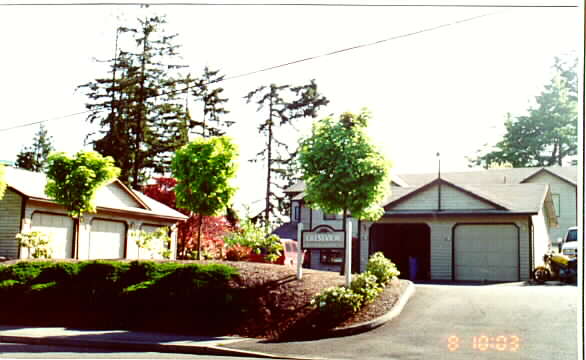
[133,21,148,190]
[196,213,203,260]
[265,94,273,227]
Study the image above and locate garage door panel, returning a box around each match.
[89,220,126,259]
[454,224,518,282]
[31,213,74,259]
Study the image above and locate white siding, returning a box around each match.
[524,172,576,245]
[0,189,22,258]
[441,186,497,210]
[531,208,551,268]
[302,208,358,237]
[393,184,496,211]
[98,182,144,209]
[393,186,439,210]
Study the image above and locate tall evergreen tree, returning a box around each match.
[470,56,578,168]
[79,16,193,189]
[190,66,232,138]
[245,80,328,226]
[15,123,54,172]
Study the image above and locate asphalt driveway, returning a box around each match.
[226,282,579,360]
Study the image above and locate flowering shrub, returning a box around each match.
[349,271,382,304]
[310,286,363,317]
[224,219,283,262]
[15,231,53,259]
[366,252,400,285]
[225,244,253,261]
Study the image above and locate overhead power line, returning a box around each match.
[0,2,577,8]
[0,9,502,133]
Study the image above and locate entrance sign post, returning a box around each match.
[296,222,304,280]
[345,220,352,286]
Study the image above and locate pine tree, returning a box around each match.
[191,66,232,138]
[245,80,328,226]
[470,56,578,168]
[15,123,54,172]
[79,16,193,189]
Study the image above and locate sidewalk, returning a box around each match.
[0,282,415,359]
[0,326,295,359]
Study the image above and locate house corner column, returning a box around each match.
[127,221,142,259]
[360,221,373,272]
[170,224,178,260]
[18,209,35,259]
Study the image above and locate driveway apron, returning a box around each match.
[225,283,578,360]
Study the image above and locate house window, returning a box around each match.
[552,193,561,217]
[323,212,338,220]
[320,249,343,265]
[293,206,301,221]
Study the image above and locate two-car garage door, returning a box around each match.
[31,213,126,259]
[454,224,519,282]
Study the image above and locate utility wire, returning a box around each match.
[0,2,577,8]
[0,9,501,132]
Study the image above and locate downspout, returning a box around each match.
[437,152,442,212]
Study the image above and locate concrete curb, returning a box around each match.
[324,280,416,338]
[0,333,323,359]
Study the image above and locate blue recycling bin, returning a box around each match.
[409,256,418,280]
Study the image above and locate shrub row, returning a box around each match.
[0,260,241,333]
[310,252,400,321]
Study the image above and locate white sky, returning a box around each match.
[0,1,580,210]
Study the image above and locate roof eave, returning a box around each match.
[383,210,538,217]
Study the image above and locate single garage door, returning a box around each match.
[89,219,126,259]
[31,213,74,259]
[454,224,519,282]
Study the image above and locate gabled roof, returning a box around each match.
[383,178,511,211]
[272,222,298,240]
[397,166,577,187]
[3,167,187,221]
[284,173,409,194]
[519,167,577,186]
[382,180,552,215]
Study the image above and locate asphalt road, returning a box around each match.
[227,282,579,360]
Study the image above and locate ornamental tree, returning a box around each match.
[142,177,236,258]
[171,136,238,260]
[45,151,121,218]
[45,151,120,258]
[298,109,391,273]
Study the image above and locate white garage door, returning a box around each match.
[454,224,519,282]
[31,213,74,259]
[89,219,126,259]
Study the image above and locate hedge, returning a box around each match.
[0,260,241,334]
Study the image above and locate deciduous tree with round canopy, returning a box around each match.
[45,151,120,257]
[298,109,391,273]
[171,136,239,260]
